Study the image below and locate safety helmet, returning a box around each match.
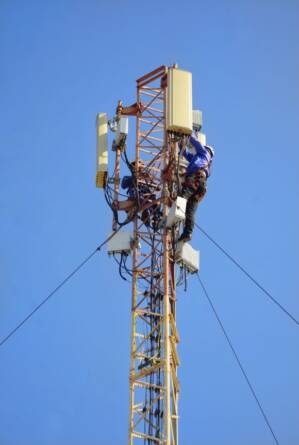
[205,145,215,157]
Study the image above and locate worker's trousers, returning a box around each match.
[180,171,207,237]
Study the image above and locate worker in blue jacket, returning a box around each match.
[178,133,214,242]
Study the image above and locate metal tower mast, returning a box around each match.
[99,64,198,444]
[128,66,179,445]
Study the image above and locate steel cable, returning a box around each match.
[0,230,121,348]
[197,274,280,445]
[195,223,299,326]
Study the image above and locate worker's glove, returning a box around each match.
[116,100,123,115]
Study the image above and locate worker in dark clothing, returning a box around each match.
[178,134,214,242]
[121,161,161,229]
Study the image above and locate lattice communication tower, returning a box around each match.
[96,65,203,445]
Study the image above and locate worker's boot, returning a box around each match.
[177,230,192,243]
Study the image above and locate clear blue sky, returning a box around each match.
[1,1,298,444]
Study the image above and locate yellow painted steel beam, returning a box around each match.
[169,313,180,343]
[132,431,163,443]
[130,362,163,381]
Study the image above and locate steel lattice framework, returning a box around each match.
[128,66,180,445]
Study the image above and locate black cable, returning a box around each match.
[114,252,128,282]
[0,230,121,348]
[123,254,133,277]
[195,223,299,326]
[105,182,128,198]
[184,266,188,292]
[196,274,280,445]
[104,182,137,227]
